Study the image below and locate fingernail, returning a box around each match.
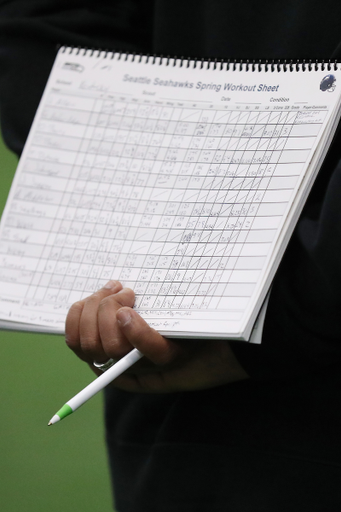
[117,309,131,327]
[103,280,119,290]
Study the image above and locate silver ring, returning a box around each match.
[93,358,115,372]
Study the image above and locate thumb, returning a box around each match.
[116,307,182,366]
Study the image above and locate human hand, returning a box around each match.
[65,280,249,393]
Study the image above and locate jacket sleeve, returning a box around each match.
[0,0,152,153]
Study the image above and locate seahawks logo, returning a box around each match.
[320,74,336,92]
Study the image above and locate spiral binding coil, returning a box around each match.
[59,46,339,72]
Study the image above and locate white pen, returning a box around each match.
[48,348,143,425]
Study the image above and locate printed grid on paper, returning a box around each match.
[0,89,326,329]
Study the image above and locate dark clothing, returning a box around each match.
[1,1,341,510]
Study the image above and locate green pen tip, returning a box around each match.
[56,404,73,420]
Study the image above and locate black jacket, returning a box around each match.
[1,2,341,511]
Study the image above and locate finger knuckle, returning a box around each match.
[98,295,114,313]
[80,332,99,353]
[84,293,101,307]
[67,300,83,318]
[65,333,79,351]
[115,288,135,307]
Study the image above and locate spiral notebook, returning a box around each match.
[0,47,340,341]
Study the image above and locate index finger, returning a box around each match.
[65,280,123,361]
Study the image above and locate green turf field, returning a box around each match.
[0,135,115,511]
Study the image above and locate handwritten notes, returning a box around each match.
[0,49,338,337]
